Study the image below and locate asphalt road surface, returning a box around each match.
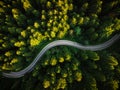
[2,34,120,78]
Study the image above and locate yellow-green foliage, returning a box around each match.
[0,0,120,90]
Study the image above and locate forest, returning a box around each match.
[0,0,120,90]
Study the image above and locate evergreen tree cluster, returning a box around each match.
[0,0,120,90]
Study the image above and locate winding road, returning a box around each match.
[2,34,120,78]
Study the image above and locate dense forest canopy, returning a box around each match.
[0,0,120,90]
